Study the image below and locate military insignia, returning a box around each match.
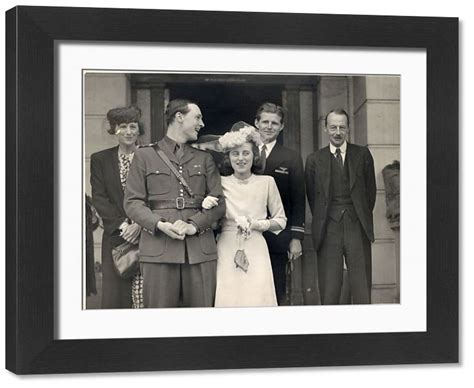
[137,142,157,148]
[193,164,202,168]
[274,167,289,175]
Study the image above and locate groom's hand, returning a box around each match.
[173,219,198,236]
[202,195,219,210]
[157,221,185,240]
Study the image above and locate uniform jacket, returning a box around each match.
[124,137,225,264]
[263,142,306,254]
[305,143,376,251]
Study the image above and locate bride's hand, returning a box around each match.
[202,195,219,209]
[235,216,250,230]
[249,219,271,232]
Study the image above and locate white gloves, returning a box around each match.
[202,195,219,210]
[235,216,251,234]
[249,219,271,232]
[234,216,270,234]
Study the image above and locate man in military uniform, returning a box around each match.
[254,102,306,304]
[124,99,225,308]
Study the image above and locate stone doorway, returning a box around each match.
[168,82,283,137]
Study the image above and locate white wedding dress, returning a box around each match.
[214,174,287,307]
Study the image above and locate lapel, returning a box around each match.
[109,146,124,203]
[346,143,362,190]
[264,143,281,174]
[158,138,179,165]
[316,146,332,199]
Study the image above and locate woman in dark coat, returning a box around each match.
[90,106,144,309]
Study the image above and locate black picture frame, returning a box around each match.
[5,6,458,374]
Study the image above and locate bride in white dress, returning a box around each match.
[202,125,286,307]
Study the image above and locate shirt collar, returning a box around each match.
[163,136,178,153]
[117,147,135,159]
[330,141,347,155]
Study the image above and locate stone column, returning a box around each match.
[84,73,131,176]
[352,76,401,303]
[150,85,167,142]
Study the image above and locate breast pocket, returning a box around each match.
[187,164,206,195]
[146,168,171,195]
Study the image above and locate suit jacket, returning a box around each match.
[305,143,376,251]
[90,146,132,307]
[124,138,225,265]
[263,143,306,254]
[90,146,127,236]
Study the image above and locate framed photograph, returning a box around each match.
[6,6,458,374]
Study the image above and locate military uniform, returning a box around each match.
[124,136,225,307]
[261,142,306,303]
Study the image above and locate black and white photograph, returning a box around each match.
[3,1,463,380]
[83,71,400,310]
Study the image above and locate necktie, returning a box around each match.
[175,143,185,161]
[335,148,343,169]
[260,144,267,173]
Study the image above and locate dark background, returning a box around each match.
[170,83,282,136]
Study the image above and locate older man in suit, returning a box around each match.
[254,102,306,304]
[305,109,376,304]
[124,99,225,308]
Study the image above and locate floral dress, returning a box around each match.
[118,151,143,309]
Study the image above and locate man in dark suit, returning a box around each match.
[305,109,376,304]
[254,102,306,304]
[124,99,225,308]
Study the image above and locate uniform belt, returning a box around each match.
[150,198,203,210]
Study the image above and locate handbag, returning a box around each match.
[111,239,140,279]
[234,249,249,273]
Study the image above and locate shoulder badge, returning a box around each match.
[137,142,158,149]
